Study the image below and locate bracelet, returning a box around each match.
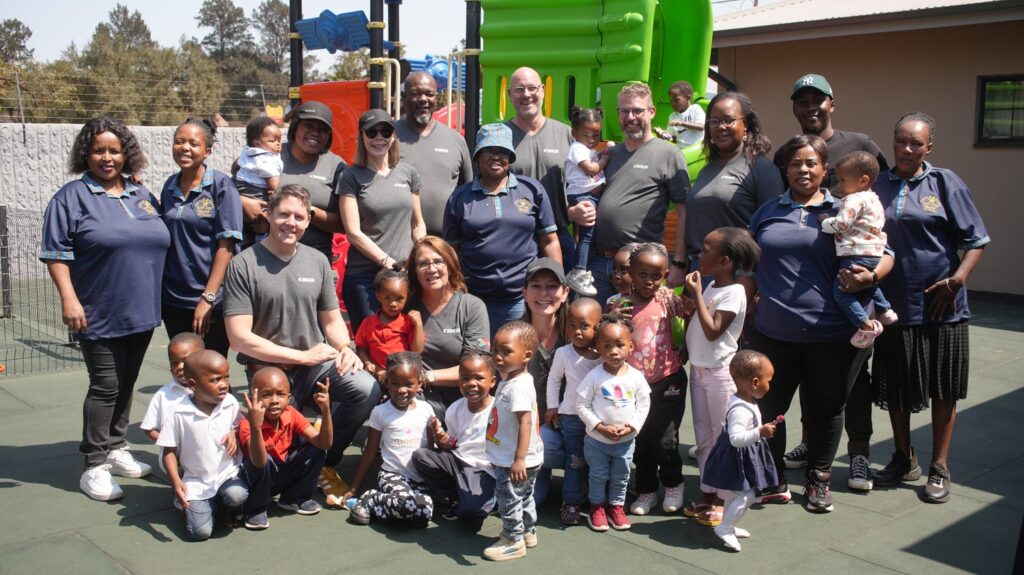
[871,271,879,285]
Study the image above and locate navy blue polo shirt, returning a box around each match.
[876,163,990,326]
[750,190,858,343]
[160,167,243,309]
[40,175,171,340]
[443,173,558,301]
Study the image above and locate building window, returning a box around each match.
[976,75,1024,146]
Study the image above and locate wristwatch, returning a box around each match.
[201,292,217,304]
[424,370,436,386]
[672,260,688,271]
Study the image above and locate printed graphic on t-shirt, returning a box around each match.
[486,405,500,446]
[389,425,425,449]
[600,382,634,409]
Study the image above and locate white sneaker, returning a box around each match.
[630,492,658,515]
[106,446,152,478]
[662,485,684,513]
[714,526,742,551]
[483,535,526,561]
[734,527,751,538]
[81,464,124,501]
[687,445,697,460]
[565,269,598,297]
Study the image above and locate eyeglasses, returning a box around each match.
[708,117,744,128]
[617,107,650,117]
[364,126,394,139]
[415,259,447,270]
[510,84,542,96]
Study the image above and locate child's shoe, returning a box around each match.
[696,506,723,527]
[565,268,598,297]
[734,527,751,538]
[483,535,526,561]
[106,446,152,478]
[804,469,834,513]
[713,526,742,552]
[629,492,658,515]
[687,445,698,460]
[587,504,609,532]
[682,500,710,518]
[783,442,808,469]
[662,485,684,513]
[877,308,899,326]
[607,504,631,531]
[850,320,883,348]
[559,503,581,525]
[756,483,792,504]
[244,511,269,530]
[319,466,350,507]
[523,528,538,548]
[80,464,123,501]
[349,500,371,525]
[277,499,322,515]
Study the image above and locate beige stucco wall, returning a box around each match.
[717,19,1023,296]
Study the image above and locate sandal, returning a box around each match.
[696,506,724,526]
[682,500,711,518]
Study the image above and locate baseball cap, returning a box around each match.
[791,74,834,100]
[294,101,333,127]
[525,257,566,285]
[359,109,396,131]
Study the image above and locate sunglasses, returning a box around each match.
[364,126,394,139]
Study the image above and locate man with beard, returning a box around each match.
[569,82,690,304]
[396,72,473,236]
[504,67,576,269]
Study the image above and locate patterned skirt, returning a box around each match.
[871,320,969,413]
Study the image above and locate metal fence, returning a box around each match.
[0,205,84,376]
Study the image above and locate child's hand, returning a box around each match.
[407,309,423,325]
[243,388,266,428]
[684,271,702,296]
[817,213,830,223]
[340,489,355,504]
[221,431,238,457]
[596,423,620,441]
[610,299,633,320]
[544,408,559,428]
[678,345,689,365]
[759,422,777,439]
[174,484,189,510]
[617,424,635,439]
[510,459,528,483]
[313,379,330,414]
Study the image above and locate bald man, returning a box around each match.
[504,67,576,270]
[396,71,473,236]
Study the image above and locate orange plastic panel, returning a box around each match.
[299,80,371,165]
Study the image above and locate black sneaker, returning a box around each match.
[560,503,581,525]
[804,470,834,513]
[756,483,792,504]
[847,454,874,491]
[922,463,951,503]
[783,442,808,469]
[874,449,923,487]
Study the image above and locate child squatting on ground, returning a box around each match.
[354,268,425,383]
[682,227,760,528]
[819,151,898,347]
[140,332,204,474]
[545,298,604,525]
[237,367,333,530]
[411,348,498,523]
[576,314,652,532]
[344,351,435,527]
[702,350,780,552]
[158,350,249,541]
[563,106,613,297]
[483,321,545,561]
[234,116,283,246]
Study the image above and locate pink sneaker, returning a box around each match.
[877,309,899,325]
[607,504,631,531]
[851,320,883,349]
[587,504,609,532]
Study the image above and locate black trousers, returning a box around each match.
[79,329,155,468]
[162,303,230,357]
[799,360,873,457]
[633,370,688,493]
[749,330,870,481]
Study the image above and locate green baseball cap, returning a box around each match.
[791,73,834,100]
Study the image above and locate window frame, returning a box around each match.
[975,75,1024,147]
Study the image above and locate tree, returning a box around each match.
[1,19,34,64]
[328,48,370,81]
[196,0,253,60]
[251,0,289,74]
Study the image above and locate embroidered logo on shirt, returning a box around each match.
[543,148,561,154]
[394,182,409,188]
[297,277,315,283]
[193,197,215,218]
[921,195,942,213]
[310,175,327,181]
[632,164,649,170]
[136,199,157,215]
[442,327,462,334]
[433,148,450,153]
[514,198,533,214]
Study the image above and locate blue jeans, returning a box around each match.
[341,268,380,336]
[558,415,587,505]
[185,476,249,541]
[567,194,599,271]
[557,228,576,275]
[584,435,635,506]
[494,465,540,541]
[833,256,891,327]
[534,423,564,506]
[484,297,525,341]
[587,251,616,306]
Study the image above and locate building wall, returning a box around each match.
[717,19,1024,295]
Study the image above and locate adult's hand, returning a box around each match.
[568,201,596,227]
[192,299,213,337]
[302,342,339,366]
[837,264,875,293]
[62,298,88,332]
[240,195,267,226]
[335,345,361,376]
[924,277,962,321]
[667,267,686,288]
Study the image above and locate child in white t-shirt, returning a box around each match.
[141,333,203,446]
[564,106,613,297]
[576,315,651,532]
[682,226,759,528]
[235,116,283,244]
[666,81,706,148]
[483,321,544,561]
[343,351,434,527]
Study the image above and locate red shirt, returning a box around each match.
[354,311,415,368]
[238,406,311,462]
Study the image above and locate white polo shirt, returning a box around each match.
[157,394,241,501]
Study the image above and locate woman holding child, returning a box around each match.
[42,118,171,501]
[747,134,894,514]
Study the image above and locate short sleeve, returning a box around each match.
[443,186,466,246]
[237,418,252,458]
[460,294,491,351]
[458,140,473,186]
[155,414,181,448]
[252,153,284,178]
[408,165,422,195]
[940,172,990,250]
[666,151,691,204]
[40,192,76,261]
[531,180,558,235]
[140,395,162,431]
[354,316,371,348]
[443,403,460,433]
[336,168,360,198]
[685,104,706,124]
[316,254,340,311]
[715,285,745,315]
[222,256,254,317]
[368,404,386,431]
[507,381,535,414]
[752,156,785,208]
[567,142,592,166]
[213,175,244,241]
[289,406,311,435]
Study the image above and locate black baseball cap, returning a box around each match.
[359,108,396,131]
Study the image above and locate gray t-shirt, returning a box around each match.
[506,119,575,230]
[594,138,690,253]
[685,152,784,260]
[336,163,422,274]
[280,143,346,259]
[222,243,338,365]
[412,291,490,406]
[396,119,472,236]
